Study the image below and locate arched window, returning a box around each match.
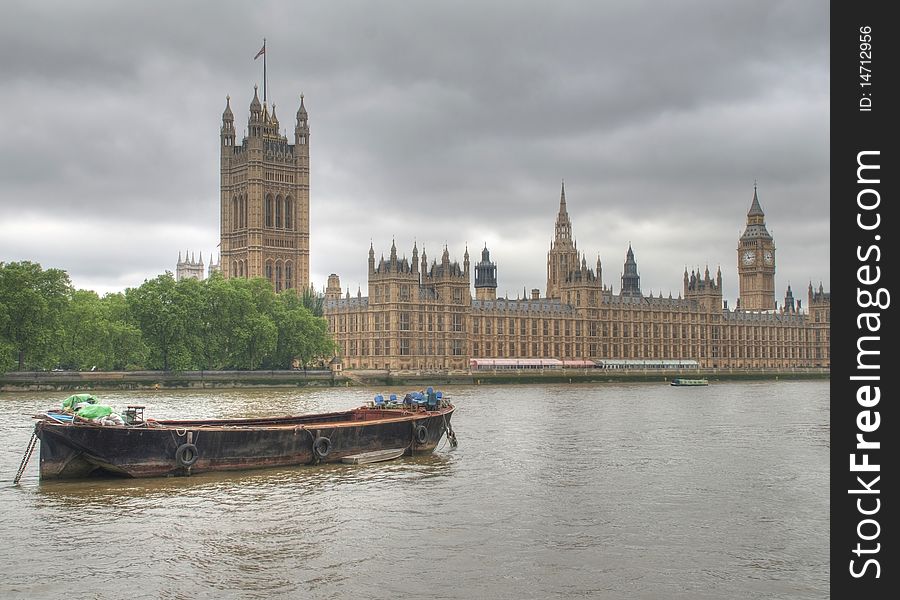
[285,196,293,230]
[285,261,293,289]
[265,195,273,228]
[275,195,283,228]
[231,260,238,277]
[241,195,247,229]
[265,260,274,283]
[232,197,239,231]
[275,261,283,292]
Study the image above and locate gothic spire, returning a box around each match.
[748,182,764,218]
[554,179,573,243]
[250,85,262,113]
[222,95,233,122]
[297,93,308,120]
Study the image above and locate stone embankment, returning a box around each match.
[1,368,828,392]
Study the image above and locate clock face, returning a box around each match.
[763,250,774,265]
[742,250,756,266]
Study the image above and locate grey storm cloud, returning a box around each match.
[0,0,828,304]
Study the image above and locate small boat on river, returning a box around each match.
[670,377,709,387]
[31,391,456,480]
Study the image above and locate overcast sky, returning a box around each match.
[0,0,828,306]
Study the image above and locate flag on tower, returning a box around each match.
[254,42,266,60]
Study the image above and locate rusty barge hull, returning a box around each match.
[35,405,454,480]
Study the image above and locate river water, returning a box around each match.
[0,381,828,599]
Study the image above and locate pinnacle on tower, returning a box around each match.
[297,93,308,120]
[250,85,262,113]
[748,182,764,217]
[554,179,573,242]
[222,96,234,121]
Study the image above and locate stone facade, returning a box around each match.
[175,251,219,281]
[325,185,830,371]
[326,241,470,370]
[219,86,310,292]
[175,251,205,282]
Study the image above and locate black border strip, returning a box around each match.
[831,1,896,596]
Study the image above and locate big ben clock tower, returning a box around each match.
[737,184,776,311]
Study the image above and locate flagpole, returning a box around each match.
[263,38,267,104]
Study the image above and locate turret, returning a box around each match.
[295,94,309,146]
[784,283,796,314]
[248,86,263,136]
[474,244,498,301]
[596,255,603,287]
[620,244,641,297]
[221,96,235,147]
[325,274,341,301]
[270,104,279,131]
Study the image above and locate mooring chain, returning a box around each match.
[13,431,39,485]
[441,413,458,448]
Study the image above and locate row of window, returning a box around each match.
[333,312,817,344]
[468,341,825,361]
[370,284,466,304]
[264,194,296,229]
[228,194,303,231]
[264,260,295,292]
[344,338,465,357]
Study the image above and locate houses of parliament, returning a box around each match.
[217,84,830,372]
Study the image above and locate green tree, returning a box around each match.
[57,289,105,369]
[100,292,148,370]
[125,273,194,370]
[271,289,335,369]
[227,277,278,369]
[196,272,247,369]
[0,301,12,373]
[0,261,72,370]
[300,285,325,317]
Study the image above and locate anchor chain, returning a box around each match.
[442,414,458,448]
[13,431,39,485]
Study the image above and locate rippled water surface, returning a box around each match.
[0,381,828,599]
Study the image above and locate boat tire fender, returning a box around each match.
[414,424,428,445]
[175,443,199,468]
[313,436,332,459]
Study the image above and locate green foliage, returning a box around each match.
[0,263,336,373]
[0,261,73,371]
[300,285,326,317]
[125,273,189,370]
[271,289,335,369]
